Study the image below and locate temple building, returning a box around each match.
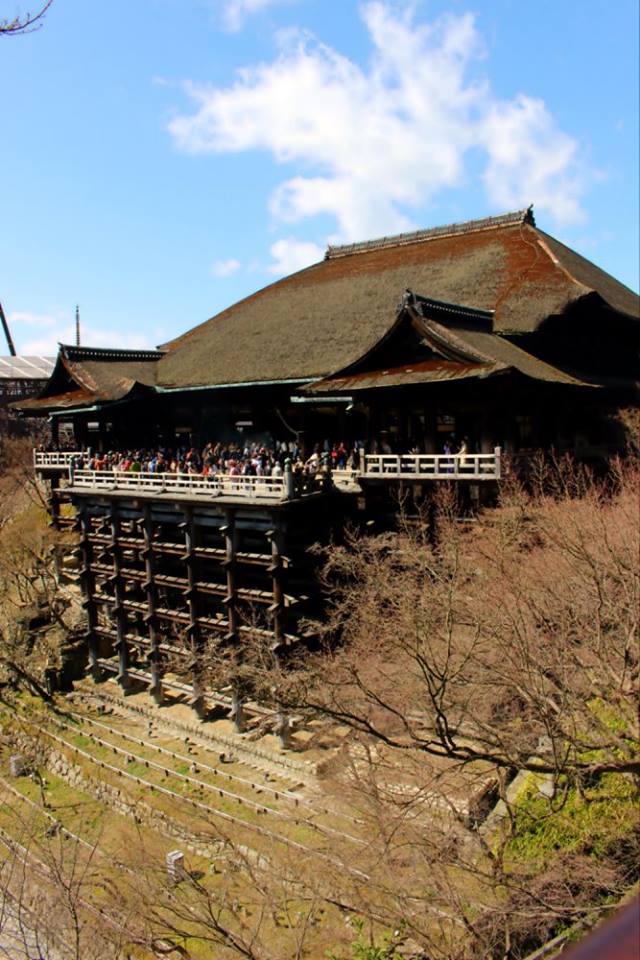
[18,208,640,717]
[17,208,639,457]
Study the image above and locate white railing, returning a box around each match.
[34,450,84,468]
[362,449,501,481]
[43,449,501,501]
[69,468,287,500]
[332,468,361,490]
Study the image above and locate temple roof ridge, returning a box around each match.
[404,290,495,322]
[60,344,163,363]
[325,207,535,260]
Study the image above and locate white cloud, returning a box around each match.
[170,1,588,249]
[211,257,241,277]
[481,95,585,225]
[217,0,285,33]
[8,310,153,356]
[267,237,323,275]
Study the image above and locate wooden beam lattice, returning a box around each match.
[78,503,100,681]
[109,502,130,691]
[142,503,162,704]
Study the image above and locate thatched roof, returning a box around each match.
[308,296,599,394]
[157,208,638,390]
[59,346,160,398]
[14,210,639,413]
[306,358,501,392]
[15,345,161,413]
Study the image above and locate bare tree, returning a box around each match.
[254,456,640,957]
[0,1,53,36]
[0,437,79,702]
[277,457,639,781]
[0,804,133,959]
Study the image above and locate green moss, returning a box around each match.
[125,760,151,779]
[73,733,93,749]
[508,772,638,863]
[588,697,635,736]
[327,919,402,960]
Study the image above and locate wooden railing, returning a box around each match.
[33,450,83,468]
[362,449,501,480]
[332,468,360,489]
[69,468,288,500]
[34,449,502,501]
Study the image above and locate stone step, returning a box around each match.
[73,680,318,785]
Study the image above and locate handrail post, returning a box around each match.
[322,451,332,492]
[284,458,294,500]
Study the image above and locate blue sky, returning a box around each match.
[1,0,638,354]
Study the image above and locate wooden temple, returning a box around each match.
[17,208,640,719]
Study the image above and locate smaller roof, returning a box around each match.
[12,344,162,414]
[16,387,100,413]
[0,356,55,379]
[306,293,605,394]
[309,358,501,392]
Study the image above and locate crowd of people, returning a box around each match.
[66,439,363,480]
[41,434,478,481]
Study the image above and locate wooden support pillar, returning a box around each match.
[49,475,60,529]
[75,418,88,449]
[222,511,239,640]
[480,407,494,453]
[78,503,100,681]
[276,711,291,750]
[182,507,205,719]
[424,407,437,454]
[222,511,244,733]
[98,419,107,453]
[230,687,245,734]
[142,504,162,705]
[268,524,290,748]
[109,501,130,691]
[267,525,286,650]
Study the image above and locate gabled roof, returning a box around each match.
[156,208,638,390]
[14,344,162,413]
[56,345,161,398]
[307,292,607,394]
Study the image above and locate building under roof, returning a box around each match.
[0,355,56,405]
[15,208,639,457]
